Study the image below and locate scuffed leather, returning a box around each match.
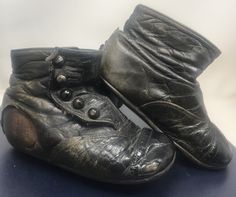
[101,4,232,168]
[1,48,175,184]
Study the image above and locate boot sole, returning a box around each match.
[102,78,225,170]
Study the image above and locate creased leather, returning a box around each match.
[1,47,175,184]
[101,4,232,168]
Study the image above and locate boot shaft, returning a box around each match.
[10,47,101,84]
[3,47,127,128]
[124,4,221,80]
[1,47,132,157]
[101,5,221,115]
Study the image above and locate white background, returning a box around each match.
[0,0,236,144]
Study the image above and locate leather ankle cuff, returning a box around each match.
[46,47,101,87]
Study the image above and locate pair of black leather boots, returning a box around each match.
[1,5,232,184]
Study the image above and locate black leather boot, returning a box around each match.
[1,47,176,184]
[100,5,232,169]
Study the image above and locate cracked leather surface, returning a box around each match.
[1,47,175,184]
[101,4,232,169]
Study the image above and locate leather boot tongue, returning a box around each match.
[123,4,221,79]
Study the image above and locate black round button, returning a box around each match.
[53,55,64,66]
[88,108,100,119]
[60,89,72,101]
[73,98,84,109]
[56,74,67,83]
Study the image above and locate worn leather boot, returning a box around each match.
[100,4,232,169]
[1,47,176,184]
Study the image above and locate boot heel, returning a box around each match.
[1,106,38,152]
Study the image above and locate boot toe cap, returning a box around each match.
[179,122,233,169]
[126,129,176,180]
[203,123,233,169]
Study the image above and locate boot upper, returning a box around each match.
[1,47,175,184]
